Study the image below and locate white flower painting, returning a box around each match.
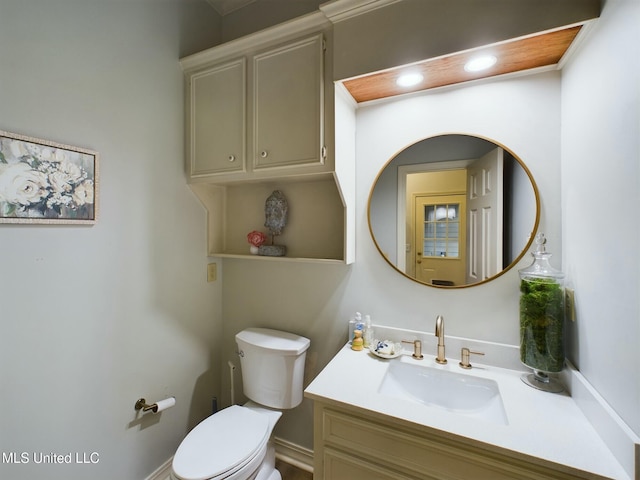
[0,131,98,224]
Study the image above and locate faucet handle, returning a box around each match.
[459,347,484,369]
[402,340,424,360]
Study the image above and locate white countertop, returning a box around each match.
[305,344,629,480]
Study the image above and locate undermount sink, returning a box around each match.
[378,360,509,425]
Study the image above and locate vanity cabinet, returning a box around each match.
[313,401,610,480]
[180,13,354,263]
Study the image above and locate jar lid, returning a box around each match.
[519,233,564,280]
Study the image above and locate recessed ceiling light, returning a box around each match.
[396,72,424,87]
[464,55,497,73]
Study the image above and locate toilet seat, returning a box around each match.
[172,405,271,480]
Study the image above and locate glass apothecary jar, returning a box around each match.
[519,233,565,392]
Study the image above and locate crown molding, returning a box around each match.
[319,0,401,23]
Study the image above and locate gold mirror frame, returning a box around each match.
[367,133,540,288]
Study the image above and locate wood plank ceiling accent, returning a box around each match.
[342,26,582,103]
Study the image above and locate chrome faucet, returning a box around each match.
[435,315,447,364]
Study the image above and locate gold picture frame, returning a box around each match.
[0,130,98,224]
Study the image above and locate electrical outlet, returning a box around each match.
[565,288,576,322]
[207,263,217,282]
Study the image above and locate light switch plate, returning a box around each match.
[207,263,217,282]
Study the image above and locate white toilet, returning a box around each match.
[171,328,311,480]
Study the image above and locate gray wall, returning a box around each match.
[0,1,222,479]
[220,0,324,42]
[561,0,640,437]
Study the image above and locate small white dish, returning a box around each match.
[369,340,403,359]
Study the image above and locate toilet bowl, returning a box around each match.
[171,403,281,480]
[171,328,310,480]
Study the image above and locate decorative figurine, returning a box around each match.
[258,190,288,257]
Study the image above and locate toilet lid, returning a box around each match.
[172,405,270,480]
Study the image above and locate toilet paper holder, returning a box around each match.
[135,398,158,412]
[135,397,175,414]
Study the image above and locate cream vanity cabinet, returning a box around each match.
[313,401,608,480]
[180,14,354,263]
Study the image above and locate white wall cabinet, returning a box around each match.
[314,402,611,480]
[180,13,354,264]
[252,34,325,171]
[184,31,329,182]
[189,58,246,177]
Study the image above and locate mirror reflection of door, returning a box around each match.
[406,168,467,285]
[466,147,504,284]
[369,134,538,288]
[414,195,466,285]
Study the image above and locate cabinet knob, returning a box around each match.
[228,154,236,162]
[260,150,269,158]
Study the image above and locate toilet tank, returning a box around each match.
[236,328,310,409]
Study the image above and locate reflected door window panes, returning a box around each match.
[423,203,460,258]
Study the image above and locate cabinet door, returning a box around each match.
[323,448,417,480]
[253,34,324,170]
[189,58,245,177]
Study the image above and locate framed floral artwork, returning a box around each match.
[0,130,98,224]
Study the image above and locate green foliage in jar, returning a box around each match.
[520,277,564,372]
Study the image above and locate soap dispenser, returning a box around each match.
[518,233,565,392]
[363,315,374,349]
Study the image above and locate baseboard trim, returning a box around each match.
[274,436,314,473]
[145,439,314,480]
[145,457,172,480]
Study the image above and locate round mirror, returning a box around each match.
[368,134,540,288]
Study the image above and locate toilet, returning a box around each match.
[171,328,311,480]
